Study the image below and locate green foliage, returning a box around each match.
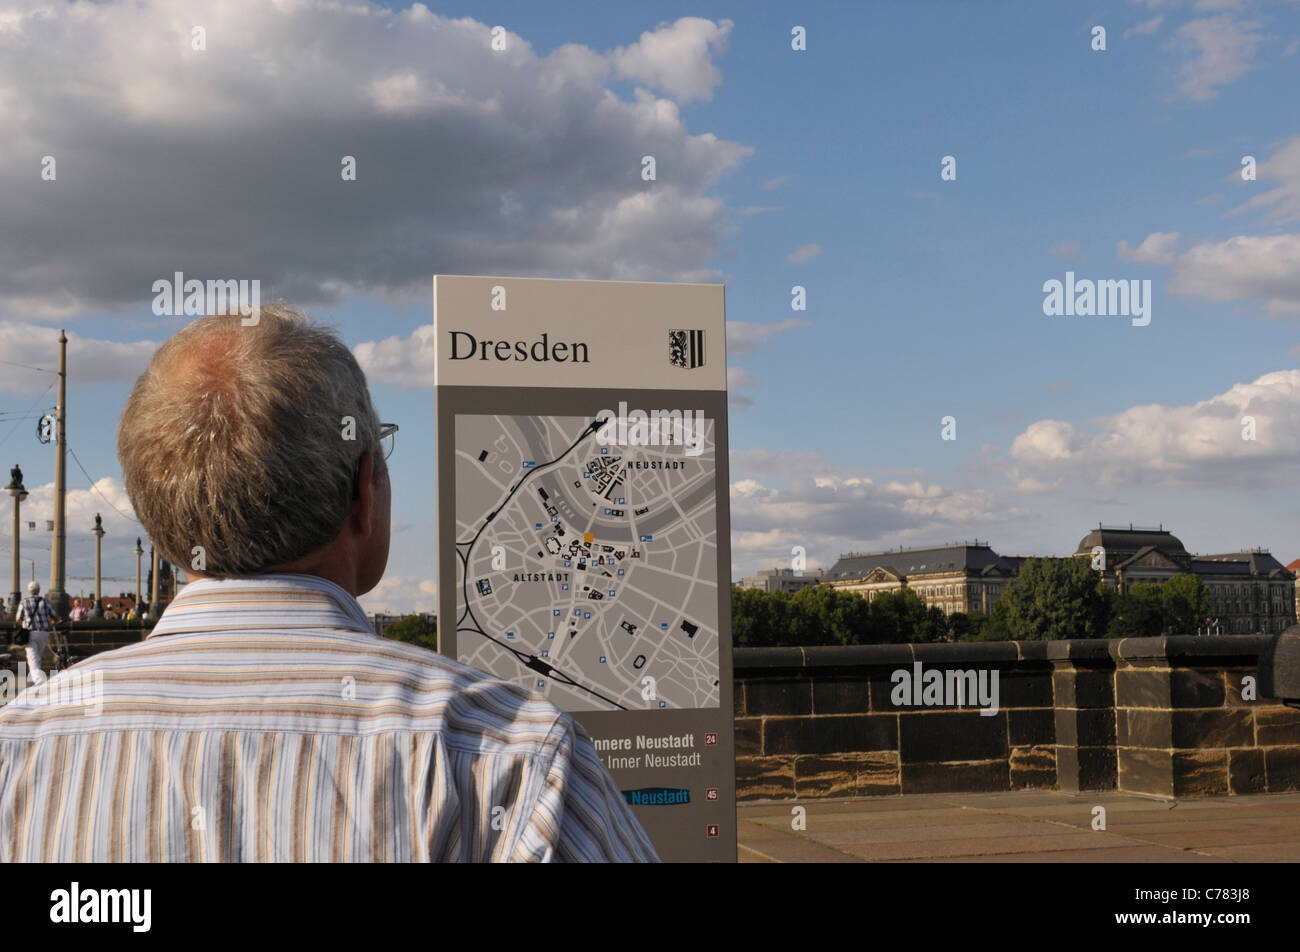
[915,605,950,643]
[987,597,1013,640]
[790,583,874,646]
[732,585,952,646]
[947,611,971,640]
[867,588,930,644]
[1107,582,1163,637]
[382,613,438,651]
[1161,574,1211,635]
[998,557,1108,640]
[731,587,793,648]
[958,609,1006,642]
[730,565,1222,647]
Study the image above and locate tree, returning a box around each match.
[1161,574,1211,635]
[732,587,798,647]
[791,585,873,645]
[868,588,929,644]
[382,613,438,651]
[999,557,1108,640]
[958,606,1012,642]
[1107,582,1163,637]
[947,611,972,641]
[912,605,950,643]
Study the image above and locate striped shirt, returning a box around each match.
[16,596,57,632]
[0,573,658,862]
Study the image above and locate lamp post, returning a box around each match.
[134,537,143,624]
[47,330,69,618]
[5,464,29,617]
[91,513,105,619]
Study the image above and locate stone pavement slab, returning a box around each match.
[737,790,1300,862]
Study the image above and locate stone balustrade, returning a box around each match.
[734,635,1300,800]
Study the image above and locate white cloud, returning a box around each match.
[357,574,437,615]
[728,366,758,409]
[1121,140,1300,316]
[0,476,147,589]
[0,321,157,394]
[760,175,789,191]
[1168,234,1300,316]
[785,244,822,265]
[1228,135,1300,224]
[0,2,751,318]
[354,323,437,389]
[1125,15,1164,38]
[1117,231,1181,265]
[1171,15,1262,100]
[1006,370,1300,490]
[1048,239,1082,259]
[727,448,1026,574]
[610,17,733,103]
[725,319,808,359]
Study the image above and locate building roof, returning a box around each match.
[826,545,1012,581]
[825,531,1295,585]
[1194,552,1293,577]
[1074,525,1189,559]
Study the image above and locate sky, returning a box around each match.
[1,0,1299,614]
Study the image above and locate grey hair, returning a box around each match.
[117,304,384,576]
[27,581,39,594]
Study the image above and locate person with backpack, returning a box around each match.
[15,581,61,686]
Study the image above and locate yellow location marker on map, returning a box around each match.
[583,531,595,544]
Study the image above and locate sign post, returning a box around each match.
[434,275,735,861]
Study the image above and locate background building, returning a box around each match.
[737,567,824,594]
[1289,560,1300,622]
[819,526,1296,634]
[824,543,1021,616]
[1072,525,1296,635]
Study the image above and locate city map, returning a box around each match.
[453,413,721,712]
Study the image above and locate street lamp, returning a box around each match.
[5,464,29,618]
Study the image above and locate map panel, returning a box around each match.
[454,413,720,712]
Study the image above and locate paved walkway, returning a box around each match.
[737,790,1300,862]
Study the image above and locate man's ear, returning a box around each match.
[354,449,377,536]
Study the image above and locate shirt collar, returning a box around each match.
[146,572,377,639]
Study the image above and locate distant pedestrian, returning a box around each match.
[69,600,90,622]
[15,581,60,687]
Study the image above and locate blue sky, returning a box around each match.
[2,0,1298,612]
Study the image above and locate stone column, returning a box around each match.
[149,544,160,618]
[134,537,143,624]
[5,467,29,617]
[1048,640,1117,792]
[91,513,105,619]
